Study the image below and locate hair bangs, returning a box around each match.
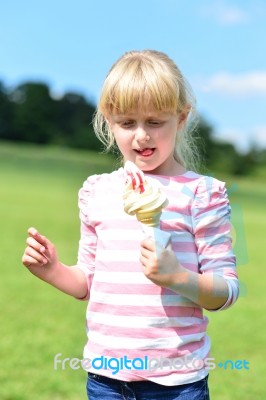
[100,58,179,115]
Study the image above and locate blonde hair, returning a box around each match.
[93,50,200,171]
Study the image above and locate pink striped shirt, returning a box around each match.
[77,169,239,385]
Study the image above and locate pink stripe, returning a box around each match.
[87,321,207,339]
[200,243,230,255]
[97,220,140,229]
[195,202,227,218]
[96,240,140,252]
[205,223,231,236]
[94,260,142,272]
[92,282,176,295]
[181,262,200,272]
[172,241,197,253]
[196,223,231,238]
[163,203,191,216]
[88,302,202,318]
[161,221,189,231]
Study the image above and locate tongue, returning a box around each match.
[139,148,153,156]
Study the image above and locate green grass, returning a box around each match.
[204,171,266,399]
[0,141,265,399]
[0,142,116,400]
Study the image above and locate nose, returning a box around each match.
[135,125,149,142]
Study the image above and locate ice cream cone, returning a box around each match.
[135,208,162,227]
[123,160,171,248]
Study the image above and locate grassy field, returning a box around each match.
[0,141,265,399]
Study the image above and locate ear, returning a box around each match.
[104,114,113,130]
[104,114,111,127]
[177,105,191,129]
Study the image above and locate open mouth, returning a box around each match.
[135,148,156,157]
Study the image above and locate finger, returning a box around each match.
[28,227,48,248]
[140,238,156,251]
[140,253,151,263]
[22,254,36,267]
[139,250,157,268]
[23,247,47,264]
[140,247,153,261]
[139,255,146,267]
[22,254,41,267]
[139,253,149,268]
[26,236,46,253]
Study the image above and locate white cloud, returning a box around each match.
[212,126,266,153]
[197,71,266,97]
[213,128,251,153]
[200,1,250,25]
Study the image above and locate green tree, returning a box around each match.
[9,82,57,143]
[0,81,14,140]
[55,92,101,151]
[196,117,258,176]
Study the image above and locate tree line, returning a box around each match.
[0,80,263,175]
[0,81,98,150]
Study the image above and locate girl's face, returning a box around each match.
[108,109,187,176]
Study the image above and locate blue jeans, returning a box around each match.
[86,373,210,400]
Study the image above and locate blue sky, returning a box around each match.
[1,0,266,152]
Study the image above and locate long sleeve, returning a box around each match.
[191,176,239,311]
[76,175,99,300]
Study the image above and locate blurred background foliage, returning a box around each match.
[1,79,265,176]
[0,81,98,150]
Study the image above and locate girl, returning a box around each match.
[22,50,239,400]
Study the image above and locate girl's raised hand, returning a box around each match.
[22,227,58,270]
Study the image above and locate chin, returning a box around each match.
[134,162,155,172]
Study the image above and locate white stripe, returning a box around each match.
[88,331,205,349]
[97,250,140,262]
[94,271,151,284]
[200,251,232,260]
[87,311,204,328]
[97,249,198,264]
[90,292,195,307]
[98,229,142,241]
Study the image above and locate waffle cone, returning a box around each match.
[136,208,162,227]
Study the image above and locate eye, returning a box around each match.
[147,120,164,126]
[120,120,135,128]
